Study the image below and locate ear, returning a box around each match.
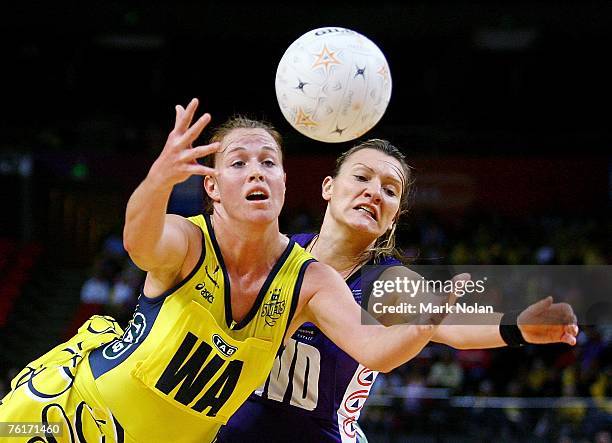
[203,175,221,202]
[321,176,334,201]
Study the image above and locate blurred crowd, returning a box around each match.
[362,328,611,442]
[401,210,611,267]
[77,231,143,326]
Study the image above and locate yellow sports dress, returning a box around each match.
[0,214,315,443]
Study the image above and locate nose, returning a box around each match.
[248,164,265,182]
[363,180,382,204]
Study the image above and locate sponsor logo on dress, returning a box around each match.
[195,282,214,303]
[102,312,146,360]
[212,334,238,357]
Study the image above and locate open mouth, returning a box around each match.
[246,191,268,201]
[355,206,377,220]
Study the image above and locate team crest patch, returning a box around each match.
[212,334,238,357]
[261,288,285,326]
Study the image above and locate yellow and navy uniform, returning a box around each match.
[0,214,315,443]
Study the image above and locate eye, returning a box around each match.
[384,188,397,197]
[262,160,276,167]
[231,160,245,168]
[353,175,368,182]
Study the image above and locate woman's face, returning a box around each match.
[206,128,285,225]
[323,148,404,239]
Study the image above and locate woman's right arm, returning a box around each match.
[293,262,438,373]
[123,99,219,276]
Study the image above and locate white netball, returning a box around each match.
[275,27,392,143]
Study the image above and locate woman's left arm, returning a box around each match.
[432,297,579,349]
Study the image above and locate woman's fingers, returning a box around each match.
[186,164,217,177]
[174,98,199,133]
[184,142,221,161]
[182,112,212,146]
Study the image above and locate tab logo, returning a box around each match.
[102,312,146,360]
[212,334,237,357]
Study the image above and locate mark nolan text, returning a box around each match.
[373,302,494,315]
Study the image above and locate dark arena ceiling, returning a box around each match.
[1,1,611,155]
